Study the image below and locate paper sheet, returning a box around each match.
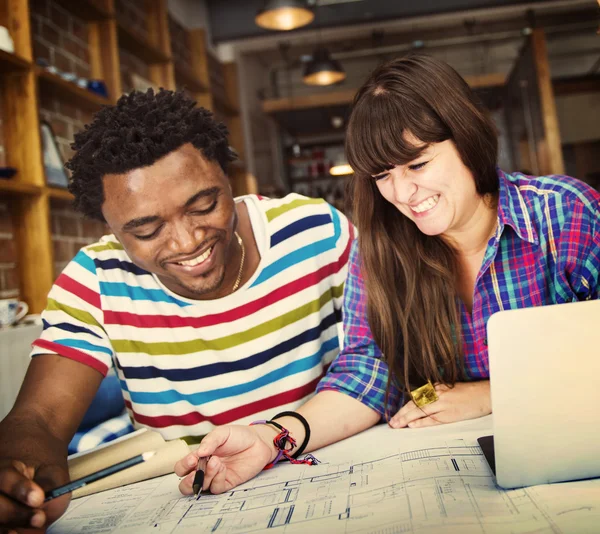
[49,416,600,533]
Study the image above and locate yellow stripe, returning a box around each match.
[519,185,558,262]
[543,198,557,263]
[489,262,504,311]
[515,186,535,242]
[87,241,124,253]
[266,198,325,222]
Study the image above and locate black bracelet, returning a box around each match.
[272,411,311,459]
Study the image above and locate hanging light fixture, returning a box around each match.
[255,0,314,31]
[303,47,346,86]
[330,163,353,176]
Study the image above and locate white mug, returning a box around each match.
[0,299,28,327]
[0,26,14,54]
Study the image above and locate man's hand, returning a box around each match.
[175,424,277,495]
[389,380,491,429]
[0,457,70,533]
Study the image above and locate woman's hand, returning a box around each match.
[174,424,277,495]
[389,380,491,429]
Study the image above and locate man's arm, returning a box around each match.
[0,354,103,531]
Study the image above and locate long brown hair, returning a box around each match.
[345,55,498,410]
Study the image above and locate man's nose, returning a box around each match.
[169,219,202,253]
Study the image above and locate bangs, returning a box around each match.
[346,88,450,178]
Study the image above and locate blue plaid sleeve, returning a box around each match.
[317,240,402,418]
[68,411,134,455]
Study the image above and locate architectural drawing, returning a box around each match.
[49,420,600,534]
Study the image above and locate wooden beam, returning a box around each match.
[262,89,357,113]
[147,0,175,90]
[189,28,212,110]
[531,28,565,175]
[263,73,507,113]
[11,195,54,314]
[88,2,122,103]
[3,0,33,60]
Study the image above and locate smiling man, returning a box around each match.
[0,89,353,530]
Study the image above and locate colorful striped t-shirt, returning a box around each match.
[31,194,354,441]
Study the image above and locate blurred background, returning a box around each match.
[0,0,598,319]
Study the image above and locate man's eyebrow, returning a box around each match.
[121,187,220,231]
[184,186,220,208]
[122,215,162,232]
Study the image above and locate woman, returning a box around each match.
[175,54,599,494]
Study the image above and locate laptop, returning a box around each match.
[478,299,600,489]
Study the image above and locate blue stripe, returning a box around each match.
[121,312,338,382]
[126,337,338,406]
[73,251,96,274]
[42,319,103,340]
[53,338,113,356]
[99,282,191,306]
[252,206,342,287]
[94,258,150,276]
[271,214,332,248]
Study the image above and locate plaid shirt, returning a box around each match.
[317,170,600,418]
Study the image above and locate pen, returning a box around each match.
[193,456,209,498]
[44,451,156,502]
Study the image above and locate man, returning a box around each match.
[0,89,354,530]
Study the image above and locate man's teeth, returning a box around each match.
[178,247,212,266]
[412,195,440,213]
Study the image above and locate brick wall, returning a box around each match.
[51,199,107,278]
[169,15,191,69]
[116,0,152,93]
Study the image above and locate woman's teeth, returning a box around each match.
[178,246,212,266]
[412,195,440,213]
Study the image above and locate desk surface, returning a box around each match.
[49,416,600,534]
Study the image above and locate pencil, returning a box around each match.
[193,456,209,497]
[44,451,156,502]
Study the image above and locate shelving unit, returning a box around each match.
[0,49,32,72]
[36,68,111,110]
[0,0,247,312]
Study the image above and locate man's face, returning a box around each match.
[101,143,237,300]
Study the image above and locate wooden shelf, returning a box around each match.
[36,68,110,110]
[291,176,348,184]
[45,187,74,201]
[0,49,32,73]
[117,20,171,64]
[0,180,42,196]
[54,0,113,21]
[174,63,207,93]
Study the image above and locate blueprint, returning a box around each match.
[49,417,600,534]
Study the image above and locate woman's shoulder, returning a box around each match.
[502,171,599,228]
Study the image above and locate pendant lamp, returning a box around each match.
[255,0,314,31]
[303,47,346,86]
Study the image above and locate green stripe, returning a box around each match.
[112,282,344,355]
[47,298,101,328]
[266,198,325,222]
[87,241,124,252]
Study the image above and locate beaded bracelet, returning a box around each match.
[250,419,319,470]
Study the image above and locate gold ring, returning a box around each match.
[411,381,438,408]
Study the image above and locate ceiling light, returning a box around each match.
[330,164,353,176]
[303,48,346,86]
[255,0,314,31]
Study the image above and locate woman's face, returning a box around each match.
[372,137,482,238]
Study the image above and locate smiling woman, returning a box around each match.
[325,53,600,430]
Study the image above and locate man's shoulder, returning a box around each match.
[243,193,344,224]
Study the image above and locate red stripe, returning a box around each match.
[32,339,108,376]
[105,236,352,329]
[55,274,100,309]
[127,375,322,429]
